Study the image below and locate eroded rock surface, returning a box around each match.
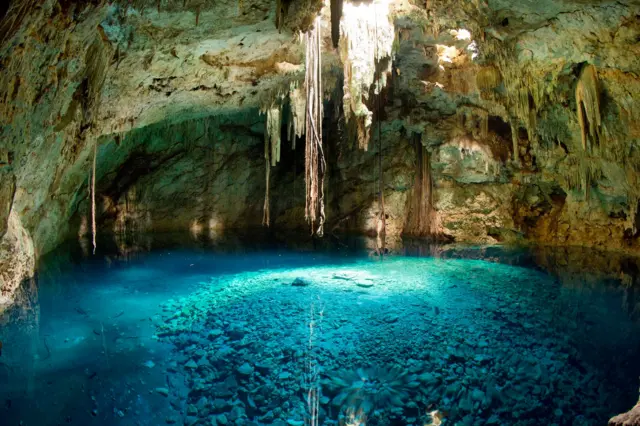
[610,402,640,426]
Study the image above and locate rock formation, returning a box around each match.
[609,402,640,426]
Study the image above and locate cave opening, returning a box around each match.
[1,1,640,425]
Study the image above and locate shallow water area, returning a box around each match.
[1,235,639,426]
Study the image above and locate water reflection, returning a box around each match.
[0,276,39,397]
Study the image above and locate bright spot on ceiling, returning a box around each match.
[467,40,479,60]
[437,28,478,65]
[451,28,472,40]
[436,44,459,64]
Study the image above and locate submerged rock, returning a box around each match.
[356,282,374,288]
[291,278,311,287]
[155,387,169,397]
[237,363,254,376]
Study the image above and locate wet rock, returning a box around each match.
[208,329,224,339]
[383,314,399,323]
[184,416,198,426]
[196,397,209,411]
[254,361,272,373]
[237,363,254,376]
[609,403,640,426]
[471,389,485,402]
[211,398,232,412]
[291,278,311,287]
[356,282,374,288]
[227,325,246,341]
[156,387,170,397]
[185,359,198,369]
[229,406,246,422]
[278,371,291,380]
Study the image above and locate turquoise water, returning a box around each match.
[1,236,639,426]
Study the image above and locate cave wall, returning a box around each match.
[0,0,322,310]
[80,111,311,239]
[378,0,640,250]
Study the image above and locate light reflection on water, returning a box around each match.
[0,232,639,426]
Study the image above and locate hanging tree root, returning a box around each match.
[91,142,97,254]
[304,17,325,237]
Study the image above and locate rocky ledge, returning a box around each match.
[610,403,640,426]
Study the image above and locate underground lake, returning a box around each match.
[1,236,639,425]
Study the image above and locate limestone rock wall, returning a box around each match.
[0,0,321,309]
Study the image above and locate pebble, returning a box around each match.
[237,363,254,376]
[277,371,291,380]
[471,389,485,402]
[155,387,169,397]
[291,278,311,287]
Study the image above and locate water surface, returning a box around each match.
[1,234,639,425]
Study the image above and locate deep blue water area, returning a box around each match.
[1,233,639,426]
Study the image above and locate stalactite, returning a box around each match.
[515,86,534,141]
[91,142,97,254]
[275,0,289,32]
[331,0,343,48]
[497,60,549,145]
[576,64,601,152]
[476,65,502,92]
[479,110,488,140]
[339,0,394,150]
[261,105,282,226]
[266,106,282,167]
[288,83,306,149]
[304,17,325,236]
[562,153,603,197]
[510,120,520,165]
[630,197,639,236]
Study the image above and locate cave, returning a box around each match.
[1,0,640,425]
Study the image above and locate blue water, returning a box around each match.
[1,236,639,426]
